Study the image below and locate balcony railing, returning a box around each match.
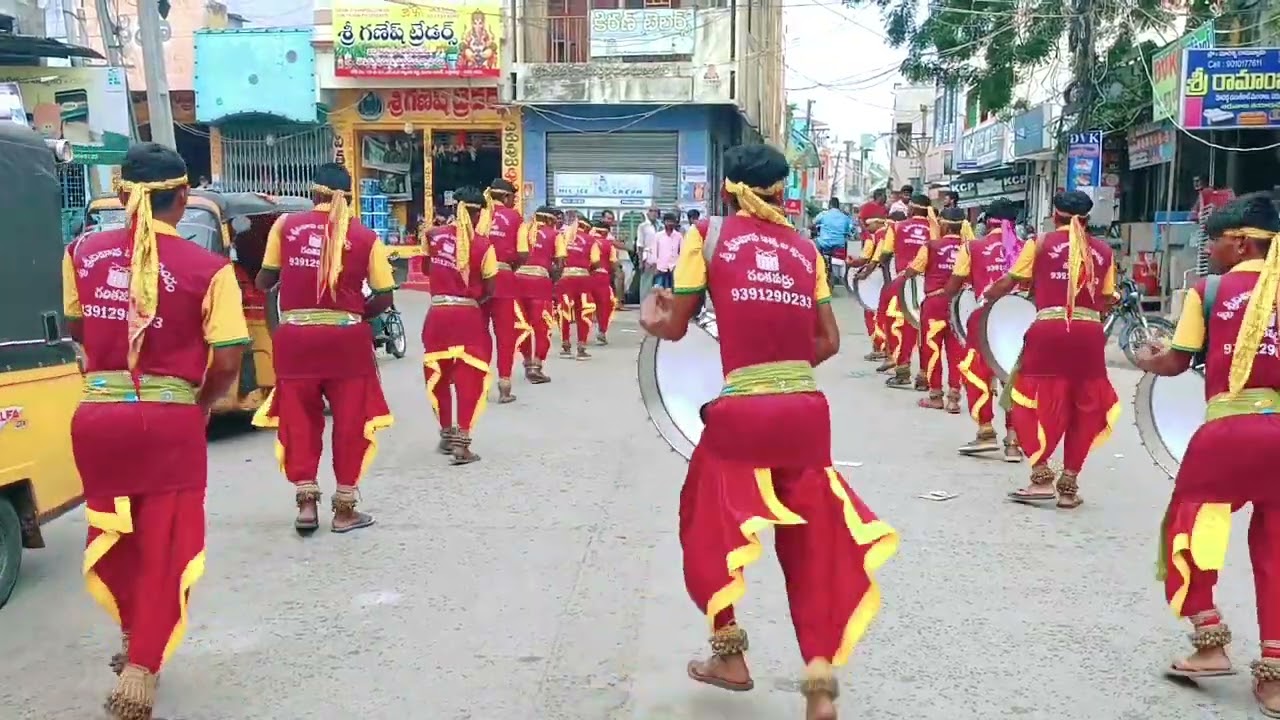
[520,13,696,65]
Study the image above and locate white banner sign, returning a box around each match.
[552,172,654,208]
[589,9,697,58]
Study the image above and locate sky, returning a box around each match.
[782,0,904,164]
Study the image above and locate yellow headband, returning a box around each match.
[120,175,188,372]
[1223,226,1280,397]
[476,188,503,235]
[925,206,940,240]
[534,211,557,223]
[312,183,351,301]
[722,179,789,227]
[960,220,975,242]
[455,201,475,286]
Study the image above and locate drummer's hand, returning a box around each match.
[640,288,674,333]
[1134,342,1164,371]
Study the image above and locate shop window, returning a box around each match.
[895,122,912,157]
[547,0,589,63]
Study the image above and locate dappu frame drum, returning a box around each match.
[973,292,1036,383]
[950,288,980,342]
[1132,367,1207,479]
[897,275,926,329]
[851,267,885,313]
[637,310,722,461]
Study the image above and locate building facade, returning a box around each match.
[888,83,934,191]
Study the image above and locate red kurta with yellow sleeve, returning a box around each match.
[909,235,963,391]
[516,220,558,362]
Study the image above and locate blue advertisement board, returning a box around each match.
[1180,47,1280,130]
[1066,131,1103,189]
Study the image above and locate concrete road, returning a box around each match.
[0,291,1262,720]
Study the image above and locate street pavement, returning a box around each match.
[0,290,1265,720]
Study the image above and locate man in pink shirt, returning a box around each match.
[647,211,682,289]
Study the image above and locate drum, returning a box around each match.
[1133,368,1206,479]
[950,288,980,342]
[897,275,926,329]
[637,309,722,461]
[973,293,1036,382]
[851,268,884,312]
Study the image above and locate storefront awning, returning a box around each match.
[0,35,103,61]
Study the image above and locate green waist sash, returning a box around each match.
[495,261,513,272]
[1036,306,1101,322]
[721,361,818,398]
[1206,388,1280,422]
[562,267,590,278]
[82,371,197,404]
[431,295,478,307]
[516,265,549,278]
[281,309,362,326]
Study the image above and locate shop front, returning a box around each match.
[329,87,522,243]
[949,166,1029,219]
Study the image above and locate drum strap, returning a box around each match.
[1194,275,1221,367]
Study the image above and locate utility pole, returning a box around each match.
[1068,0,1095,132]
[137,0,176,149]
[843,139,855,198]
[60,0,83,65]
[805,99,814,137]
[93,0,125,66]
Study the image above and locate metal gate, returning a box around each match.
[545,131,679,211]
[218,123,334,197]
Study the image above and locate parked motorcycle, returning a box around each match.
[1105,275,1174,367]
[370,304,407,359]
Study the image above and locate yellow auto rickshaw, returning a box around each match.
[81,190,313,416]
[0,123,85,608]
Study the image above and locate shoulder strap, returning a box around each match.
[1202,274,1221,327]
[701,217,724,265]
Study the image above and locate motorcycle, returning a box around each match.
[1105,275,1174,367]
[370,304,407,359]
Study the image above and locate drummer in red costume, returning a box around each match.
[851,214,888,361]
[556,215,600,360]
[641,144,897,720]
[422,186,498,464]
[254,164,395,534]
[944,198,1023,460]
[902,207,966,412]
[589,218,619,345]
[877,195,935,388]
[64,143,248,718]
[984,191,1120,508]
[475,178,529,404]
[861,208,907,371]
[1136,193,1280,715]
[516,205,560,383]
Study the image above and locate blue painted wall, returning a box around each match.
[194,28,317,124]
[522,104,714,211]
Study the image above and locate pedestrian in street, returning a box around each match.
[984,190,1120,508]
[1135,192,1280,717]
[685,207,701,233]
[253,163,395,533]
[421,186,498,464]
[515,206,559,384]
[556,212,599,359]
[944,197,1023,461]
[647,211,682,289]
[589,218,618,345]
[65,142,249,719]
[475,178,527,405]
[640,142,897,720]
[902,206,966,413]
[636,206,660,298]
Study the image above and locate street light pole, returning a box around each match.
[137,0,176,149]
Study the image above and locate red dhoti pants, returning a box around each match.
[557,275,596,347]
[863,309,884,351]
[487,297,532,380]
[883,275,918,369]
[423,304,493,432]
[957,312,1012,429]
[592,271,614,334]
[254,375,393,488]
[918,295,961,392]
[517,296,554,364]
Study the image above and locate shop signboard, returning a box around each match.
[553,172,654,209]
[1011,103,1052,157]
[0,66,130,165]
[1151,21,1215,123]
[1127,121,1176,169]
[1180,48,1280,130]
[348,87,502,123]
[955,121,1006,171]
[1066,131,1104,189]
[333,0,503,79]
[949,171,1028,209]
[590,8,697,58]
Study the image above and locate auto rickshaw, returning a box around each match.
[0,123,85,608]
[80,190,313,416]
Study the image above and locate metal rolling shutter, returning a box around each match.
[545,132,680,210]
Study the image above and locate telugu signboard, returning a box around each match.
[589,9,697,58]
[1151,22,1215,123]
[1180,47,1280,130]
[955,121,1007,171]
[333,0,503,79]
[1127,121,1175,169]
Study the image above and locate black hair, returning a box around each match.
[662,211,678,223]
[724,143,788,190]
[489,178,517,194]
[828,196,841,209]
[900,184,914,195]
[534,205,555,215]
[312,162,352,194]
[1206,192,1280,238]
[686,208,701,221]
[591,219,609,230]
[939,207,966,223]
[552,208,564,218]
[121,142,187,212]
[943,190,959,204]
[872,188,887,202]
[908,193,932,217]
[1051,190,1093,217]
[984,197,1019,222]
[888,209,908,221]
[453,185,484,206]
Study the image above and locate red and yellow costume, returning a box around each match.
[516,212,559,371]
[477,199,530,386]
[1161,246,1280,687]
[555,221,600,353]
[907,232,964,406]
[422,209,499,450]
[859,226,887,357]
[253,192,395,506]
[952,229,1019,438]
[590,228,619,339]
[1006,221,1121,495]
[870,225,895,364]
[879,214,933,381]
[63,177,250,714]
[673,196,897,680]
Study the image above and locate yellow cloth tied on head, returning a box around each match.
[722,179,790,226]
[960,220,975,242]
[455,201,476,286]
[119,175,188,372]
[534,211,557,225]
[312,183,352,301]
[925,205,940,240]
[476,188,500,235]
[1064,214,1096,328]
[1226,227,1280,397]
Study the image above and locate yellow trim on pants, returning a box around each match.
[957,348,989,424]
[1168,503,1233,616]
[924,319,946,385]
[511,300,533,367]
[423,347,493,430]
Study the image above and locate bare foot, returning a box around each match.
[1169,646,1233,677]
[686,653,754,691]
[331,507,374,533]
[1257,678,1280,715]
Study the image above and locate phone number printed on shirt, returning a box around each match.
[729,286,813,309]
[82,304,165,327]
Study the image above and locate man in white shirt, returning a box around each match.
[635,206,660,298]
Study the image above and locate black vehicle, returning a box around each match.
[1105,274,1176,367]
